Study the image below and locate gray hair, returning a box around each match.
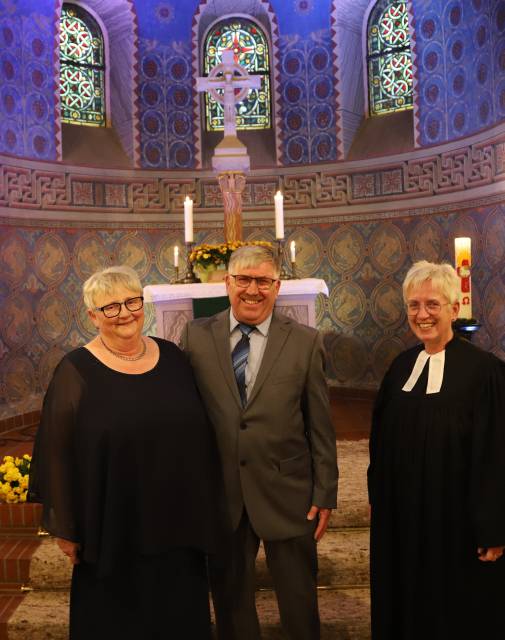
[83,265,142,309]
[228,244,280,278]
[402,260,460,304]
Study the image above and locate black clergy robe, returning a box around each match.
[368,336,505,640]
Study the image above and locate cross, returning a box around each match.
[196,49,261,138]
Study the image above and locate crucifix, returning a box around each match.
[196,49,261,241]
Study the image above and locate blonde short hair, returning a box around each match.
[228,244,280,278]
[402,260,460,304]
[83,265,142,309]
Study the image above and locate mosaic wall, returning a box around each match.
[3,0,505,166]
[0,1,57,161]
[278,29,338,165]
[138,40,195,169]
[1,200,505,419]
[414,0,505,145]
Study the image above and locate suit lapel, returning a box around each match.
[210,310,243,409]
[248,313,291,406]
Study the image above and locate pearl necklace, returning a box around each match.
[100,336,146,361]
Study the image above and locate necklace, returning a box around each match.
[100,336,146,361]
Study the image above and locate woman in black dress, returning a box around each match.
[29,265,222,639]
[368,261,505,640]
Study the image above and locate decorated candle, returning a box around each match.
[454,237,472,319]
[174,245,179,268]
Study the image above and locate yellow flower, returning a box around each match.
[4,468,20,483]
[0,453,31,503]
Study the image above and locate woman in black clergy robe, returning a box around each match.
[368,261,505,640]
[29,265,223,640]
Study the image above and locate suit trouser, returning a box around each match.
[210,510,320,640]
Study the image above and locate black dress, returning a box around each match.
[368,337,505,640]
[29,338,223,639]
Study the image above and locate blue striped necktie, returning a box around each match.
[232,323,255,406]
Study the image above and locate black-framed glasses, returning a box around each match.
[95,296,144,318]
[405,300,451,316]
[229,274,278,291]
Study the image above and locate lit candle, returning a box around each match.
[274,191,284,239]
[173,245,179,268]
[454,237,472,319]
[184,196,193,243]
[290,240,296,263]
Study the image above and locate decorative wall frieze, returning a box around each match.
[1,128,505,217]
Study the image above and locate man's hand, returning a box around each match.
[307,505,332,542]
[477,545,504,562]
[56,537,81,564]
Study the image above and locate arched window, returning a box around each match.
[60,3,105,126]
[203,18,271,132]
[367,1,413,116]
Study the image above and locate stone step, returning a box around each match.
[256,528,369,589]
[331,440,369,529]
[7,588,371,640]
[28,538,72,591]
[28,528,370,592]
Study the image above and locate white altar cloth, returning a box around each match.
[144,278,329,303]
[144,278,328,342]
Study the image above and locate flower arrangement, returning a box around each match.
[189,240,273,269]
[0,455,31,503]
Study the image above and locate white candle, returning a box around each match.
[173,245,179,268]
[184,196,193,243]
[454,237,472,319]
[290,240,296,263]
[274,191,284,239]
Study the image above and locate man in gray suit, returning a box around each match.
[180,244,338,640]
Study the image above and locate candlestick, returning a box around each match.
[454,237,472,319]
[274,191,284,240]
[277,239,292,280]
[173,245,179,268]
[178,241,199,283]
[184,196,194,243]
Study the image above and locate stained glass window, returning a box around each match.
[203,18,271,131]
[367,1,413,115]
[60,4,105,126]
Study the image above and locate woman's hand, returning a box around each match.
[477,546,505,562]
[56,537,81,564]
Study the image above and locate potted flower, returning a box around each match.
[189,240,273,282]
[0,455,31,503]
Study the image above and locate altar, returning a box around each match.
[144,279,329,343]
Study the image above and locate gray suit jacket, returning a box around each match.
[180,309,338,540]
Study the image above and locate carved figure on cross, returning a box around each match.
[196,49,261,139]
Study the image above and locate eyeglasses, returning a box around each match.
[95,296,144,318]
[229,274,278,291]
[405,300,451,316]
